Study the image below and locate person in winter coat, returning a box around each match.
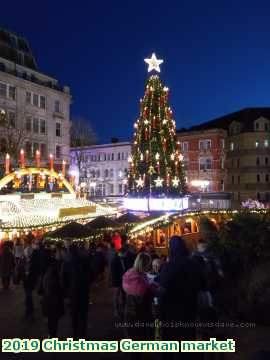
[61,243,92,339]
[22,243,40,317]
[112,232,122,251]
[110,244,135,319]
[122,252,157,340]
[42,258,64,337]
[0,243,15,290]
[157,236,206,359]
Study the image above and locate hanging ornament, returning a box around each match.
[144,128,148,140]
[166,173,170,186]
[162,119,168,125]
[172,176,180,187]
[157,161,160,174]
[128,155,133,163]
[145,150,149,161]
[154,176,163,187]
[179,153,184,161]
[136,177,144,188]
[163,139,167,151]
[144,119,149,125]
[155,152,160,160]
[170,153,175,161]
[140,153,144,161]
[148,166,156,175]
[152,116,156,128]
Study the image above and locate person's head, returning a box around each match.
[197,239,208,253]
[133,252,152,273]
[168,236,189,262]
[152,258,163,274]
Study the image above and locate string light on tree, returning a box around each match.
[125,53,188,211]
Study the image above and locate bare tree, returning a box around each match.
[70,116,97,182]
[0,107,25,167]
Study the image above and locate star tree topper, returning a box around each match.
[144,53,163,73]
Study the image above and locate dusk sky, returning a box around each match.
[2,0,270,143]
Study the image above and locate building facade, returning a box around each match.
[70,141,131,196]
[0,28,71,170]
[177,128,228,193]
[184,108,270,203]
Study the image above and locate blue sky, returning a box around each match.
[2,0,270,142]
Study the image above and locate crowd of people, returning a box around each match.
[0,230,226,358]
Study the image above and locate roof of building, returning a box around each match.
[70,141,131,151]
[177,107,270,133]
[0,27,37,70]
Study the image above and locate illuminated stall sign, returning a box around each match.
[124,197,189,212]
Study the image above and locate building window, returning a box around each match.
[265,157,269,165]
[110,169,114,178]
[118,152,121,160]
[40,143,47,159]
[221,179,224,191]
[231,159,234,168]
[109,183,114,195]
[122,152,125,160]
[25,142,32,158]
[264,139,269,147]
[199,157,212,170]
[257,174,260,183]
[8,86,16,100]
[104,153,106,161]
[56,122,61,137]
[40,119,46,134]
[232,175,234,184]
[39,96,45,109]
[118,183,123,194]
[220,156,225,169]
[220,139,225,149]
[256,157,260,165]
[104,169,109,178]
[111,153,114,161]
[230,142,234,151]
[107,154,110,161]
[255,141,259,148]
[8,112,16,128]
[96,170,100,178]
[26,116,32,132]
[56,145,61,158]
[33,118,39,133]
[238,175,240,184]
[182,141,189,152]
[266,174,269,182]
[255,122,259,131]
[0,82,7,98]
[264,123,269,132]
[54,100,60,112]
[33,94,39,107]
[26,91,31,104]
[237,159,240,168]
[33,142,39,155]
[257,192,261,200]
[199,139,211,150]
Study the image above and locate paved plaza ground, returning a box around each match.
[0,280,269,360]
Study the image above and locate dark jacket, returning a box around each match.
[0,246,15,277]
[61,251,92,309]
[23,249,40,290]
[157,236,206,339]
[42,261,64,318]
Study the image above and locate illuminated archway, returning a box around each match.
[0,167,75,194]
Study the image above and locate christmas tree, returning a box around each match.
[127,54,187,201]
